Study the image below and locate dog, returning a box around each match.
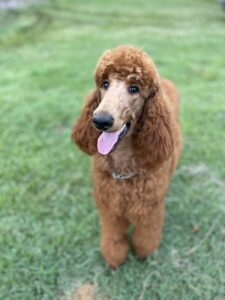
[72,45,182,268]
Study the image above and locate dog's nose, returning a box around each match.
[92,113,114,130]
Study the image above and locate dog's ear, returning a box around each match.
[133,82,175,168]
[72,89,100,155]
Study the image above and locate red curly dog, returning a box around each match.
[72,46,182,268]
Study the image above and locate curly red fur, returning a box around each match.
[72,46,182,268]
[72,90,100,155]
[133,87,176,169]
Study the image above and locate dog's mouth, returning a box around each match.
[97,122,131,155]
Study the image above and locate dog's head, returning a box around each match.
[92,45,160,155]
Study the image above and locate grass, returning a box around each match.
[0,0,225,299]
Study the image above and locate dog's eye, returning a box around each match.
[102,80,109,89]
[128,85,139,94]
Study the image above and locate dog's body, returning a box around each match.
[72,46,182,267]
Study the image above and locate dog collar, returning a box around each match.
[112,171,136,180]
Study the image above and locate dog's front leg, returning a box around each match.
[132,202,164,258]
[99,212,129,268]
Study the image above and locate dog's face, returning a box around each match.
[93,76,146,131]
[92,46,159,155]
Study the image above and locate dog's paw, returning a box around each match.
[101,238,128,268]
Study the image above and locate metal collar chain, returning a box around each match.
[112,172,137,180]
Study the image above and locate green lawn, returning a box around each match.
[0,0,225,299]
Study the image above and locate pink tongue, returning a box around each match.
[97,126,124,155]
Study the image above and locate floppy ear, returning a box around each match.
[133,85,175,168]
[72,89,100,155]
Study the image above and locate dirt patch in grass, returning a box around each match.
[67,283,106,300]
